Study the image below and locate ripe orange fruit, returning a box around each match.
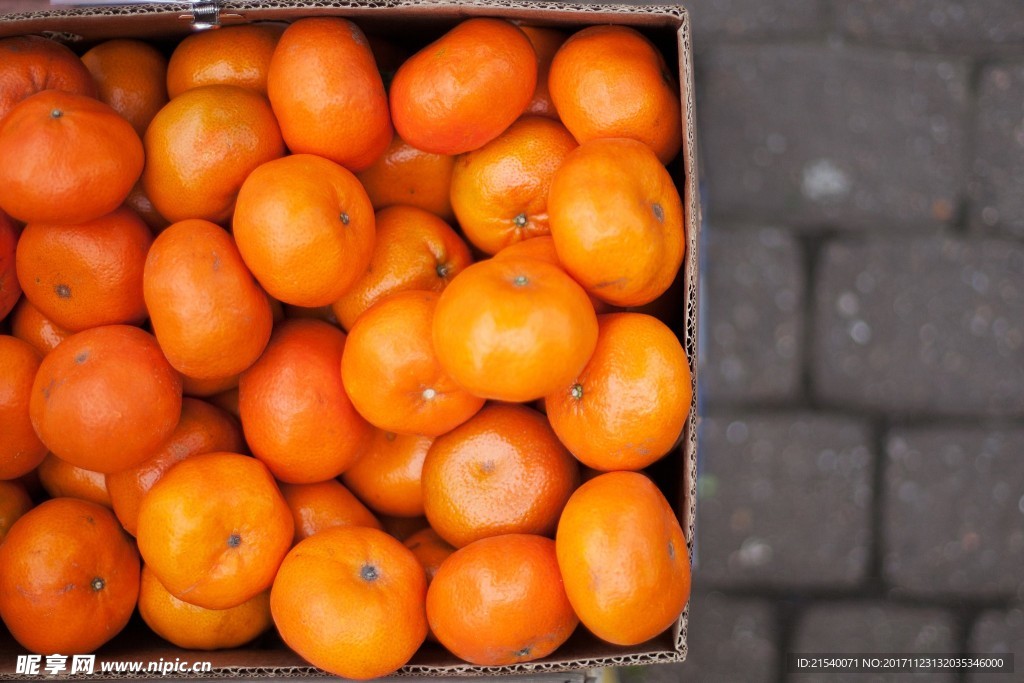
[142,84,285,224]
[106,397,245,537]
[15,206,153,332]
[332,205,471,331]
[0,210,19,321]
[271,525,427,680]
[166,23,284,98]
[342,290,485,437]
[239,319,372,483]
[450,116,577,255]
[0,480,32,542]
[233,154,375,307]
[432,256,598,402]
[520,26,567,119]
[548,137,685,307]
[0,498,139,654]
[355,135,456,222]
[278,480,382,543]
[137,452,293,610]
[268,18,392,171]
[9,297,71,356]
[144,219,273,380]
[390,18,537,155]
[421,403,579,548]
[546,313,691,471]
[180,371,240,398]
[403,526,455,584]
[341,429,433,518]
[29,325,183,474]
[556,471,690,646]
[139,564,272,650]
[37,453,112,509]
[0,335,48,479]
[426,534,577,665]
[549,25,682,163]
[0,90,143,225]
[81,38,169,137]
[0,35,97,124]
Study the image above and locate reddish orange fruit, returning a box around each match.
[390,19,537,155]
[450,116,577,255]
[549,25,682,163]
[15,207,153,332]
[355,135,456,222]
[9,297,71,356]
[271,526,427,679]
[37,453,112,509]
[166,23,284,98]
[432,256,598,402]
[548,137,685,307]
[136,452,294,610]
[0,210,19,321]
[180,372,240,399]
[556,471,690,646]
[0,498,139,654]
[278,480,382,543]
[426,534,577,665]
[0,335,48,479]
[0,480,32,542]
[520,26,568,119]
[81,38,168,137]
[268,18,392,171]
[0,90,143,225]
[29,325,183,474]
[421,403,579,548]
[0,35,97,124]
[341,429,433,518]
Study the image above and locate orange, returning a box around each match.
[450,116,577,255]
[355,135,456,222]
[0,498,139,654]
[181,371,240,399]
[239,319,372,483]
[139,564,272,650]
[0,210,19,321]
[29,325,183,474]
[166,23,284,98]
[0,35,97,124]
[548,137,685,307]
[278,480,382,543]
[332,205,471,330]
[549,25,682,163]
[546,313,692,471]
[106,397,245,537]
[144,219,273,380]
[15,206,153,332]
[341,429,433,517]
[271,525,427,680]
[37,453,112,509]
[403,527,455,585]
[233,154,376,307]
[493,235,612,314]
[267,18,392,171]
[0,90,143,225]
[137,451,293,610]
[432,256,598,402]
[0,480,32,542]
[0,335,47,479]
[556,471,690,646]
[124,179,170,233]
[142,84,285,225]
[520,26,567,119]
[426,534,577,665]
[342,290,484,437]
[390,18,537,155]
[9,297,72,356]
[81,38,169,137]
[421,403,579,548]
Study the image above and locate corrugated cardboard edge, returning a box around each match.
[0,1,701,677]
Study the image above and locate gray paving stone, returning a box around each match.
[697,413,873,588]
[835,1,1024,54]
[789,602,958,683]
[812,236,1024,415]
[701,226,804,405]
[970,62,1024,239]
[698,44,969,231]
[689,0,826,44]
[967,607,1024,683]
[883,427,1024,599]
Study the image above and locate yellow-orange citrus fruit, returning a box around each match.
[81,38,169,137]
[355,135,456,222]
[37,453,112,509]
[0,335,48,479]
[341,429,433,518]
[166,23,284,98]
[278,479,382,543]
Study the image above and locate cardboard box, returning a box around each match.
[0,1,701,677]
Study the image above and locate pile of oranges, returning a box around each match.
[0,15,692,679]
